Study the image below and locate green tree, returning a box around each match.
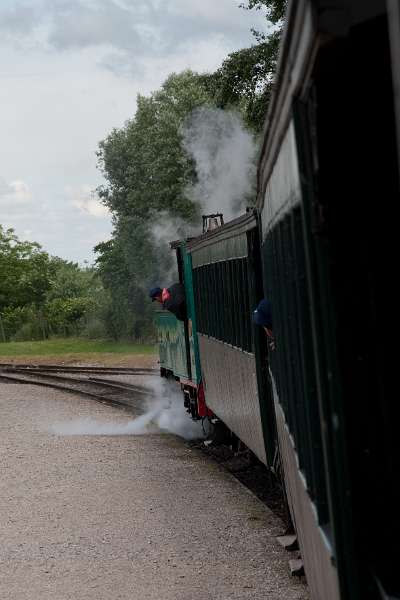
[0,226,107,341]
[45,297,97,336]
[240,0,286,28]
[44,259,104,337]
[94,1,288,337]
[46,258,101,302]
[95,71,216,340]
[201,0,287,132]
[0,225,54,311]
[97,70,214,222]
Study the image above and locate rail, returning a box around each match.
[0,364,157,411]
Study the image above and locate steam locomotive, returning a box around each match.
[156,1,400,599]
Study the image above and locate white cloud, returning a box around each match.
[0,178,32,204]
[0,193,112,265]
[0,0,265,262]
[67,185,110,218]
[0,0,267,75]
[167,0,259,27]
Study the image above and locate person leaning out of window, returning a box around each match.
[253,298,275,351]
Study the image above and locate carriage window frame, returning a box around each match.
[192,256,254,354]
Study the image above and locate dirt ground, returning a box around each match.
[0,381,309,600]
[0,353,158,368]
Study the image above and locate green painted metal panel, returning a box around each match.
[156,310,189,379]
[182,246,201,384]
[191,232,248,268]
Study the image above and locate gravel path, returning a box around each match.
[0,382,309,600]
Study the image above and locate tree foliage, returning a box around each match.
[240,0,286,26]
[94,218,157,340]
[95,3,288,339]
[201,32,280,132]
[0,225,54,311]
[0,225,106,341]
[95,71,216,340]
[97,71,214,223]
[2,3,288,342]
[201,0,286,131]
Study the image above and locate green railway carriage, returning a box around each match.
[155,3,399,599]
[177,240,201,386]
[257,1,400,599]
[155,239,206,418]
[155,212,276,464]
[187,211,276,467]
[157,311,189,380]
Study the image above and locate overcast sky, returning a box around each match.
[0,0,266,264]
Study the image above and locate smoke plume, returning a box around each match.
[147,108,257,291]
[182,107,257,221]
[51,378,208,440]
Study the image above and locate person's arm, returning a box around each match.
[263,327,275,351]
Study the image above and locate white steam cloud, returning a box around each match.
[51,378,208,440]
[182,107,257,221]
[150,213,200,287]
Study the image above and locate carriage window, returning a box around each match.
[264,207,329,525]
[192,258,253,353]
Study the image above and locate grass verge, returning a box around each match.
[0,338,155,356]
[0,338,157,367]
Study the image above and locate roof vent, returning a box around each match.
[202,213,224,234]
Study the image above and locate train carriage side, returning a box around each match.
[157,311,190,381]
[156,242,193,383]
[176,240,210,419]
[187,212,276,467]
[257,1,400,599]
[157,239,208,420]
[179,241,202,388]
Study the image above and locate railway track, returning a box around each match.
[0,363,156,375]
[0,364,157,412]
